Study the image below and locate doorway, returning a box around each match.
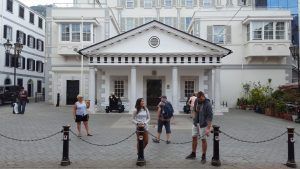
[66,80,79,105]
[146,79,162,110]
[27,79,33,97]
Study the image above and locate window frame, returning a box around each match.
[249,21,286,41]
[126,0,134,8]
[29,12,35,24]
[144,0,152,8]
[82,23,91,42]
[61,24,70,42]
[71,23,81,42]
[38,17,43,29]
[186,0,193,8]
[184,80,195,98]
[19,5,25,19]
[4,25,13,41]
[114,80,125,97]
[213,25,225,44]
[275,22,285,40]
[6,0,13,13]
[164,0,172,8]
[37,39,44,51]
[203,0,212,8]
[27,35,35,48]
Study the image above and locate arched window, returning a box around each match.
[4,78,11,85]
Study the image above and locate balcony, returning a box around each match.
[245,41,290,58]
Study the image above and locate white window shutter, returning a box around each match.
[140,0,144,7]
[194,0,198,7]
[181,0,185,6]
[207,25,213,42]
[199,0,203,7]
[225,25,231,44]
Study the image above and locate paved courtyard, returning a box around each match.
[0,102,299,169]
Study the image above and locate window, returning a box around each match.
[126,0,134,8]
[6,0,13,13]
[61,24,70,41]
[114,80,124,97]
[17,79,23,87]
[37,80,42,93]
[16,30,26,45]
[27,59,35,71]
[38,17,43,29]
[19,5,24,19]
[185,17,192,31]
[17,57,22,68]
[72,24,80,42]
[252,22,263,40]
[276,22,285,40]
[186,0,193,8]
[83,23,91,41]
[203,0,212,7]
[264,22,273,40]
[164,17,173,26]
[247,24,250,41]
[126,18,135,31]
[36,61,43,73]
[164,0,172,8]
[5,53,11,67]
[29,12,34,24]
[37,39,44,51]
[27,35,35,48]
[3,25,13,41]
[213,25,225,44]
[144,17,154,24]
[4,78,11,85]
[144,0,152,8]
[184,81,195,97]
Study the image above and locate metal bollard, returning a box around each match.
[61,125,71,166]
[136,126,145,166]
[56,93,60,107]
[286,127,297,168]
[35,92,37,103]
[211,125,221,167]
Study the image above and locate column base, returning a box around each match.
[61,160,71,166]
[286,161,297,168]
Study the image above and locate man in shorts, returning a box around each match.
[185,91,213,164]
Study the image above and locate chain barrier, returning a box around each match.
[220,130,287,144]
[0,130,62,142]
[70,129,136,147]
[148,131,206,144]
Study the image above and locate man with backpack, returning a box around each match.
[152,95,173,144]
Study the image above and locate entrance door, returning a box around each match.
[146,80,162,110]
[27,79,33,97]
[66,80,79,105]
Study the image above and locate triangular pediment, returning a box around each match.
[79,20,231,57]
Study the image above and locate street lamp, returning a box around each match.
[3,39,23,92]
[289,44,300,93]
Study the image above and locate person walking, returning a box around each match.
[185,91,213,164]
[72,95,92,137]
[152,96,174,144]
[18,87,28,114]
[188,92,197,118]
[132,98,150,158]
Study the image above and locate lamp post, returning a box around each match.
[289,45,300,93]
[3,39,23,100]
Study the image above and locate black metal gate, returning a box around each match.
[66,80,79,105]
[146,80,162,110]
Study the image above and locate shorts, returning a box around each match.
[192,125,207,140]
[157,119,171,134]
[75,114,89,123]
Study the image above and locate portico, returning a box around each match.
[79,21,231,114]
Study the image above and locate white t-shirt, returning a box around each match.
[132,108,150,130]
[75,101,87,116]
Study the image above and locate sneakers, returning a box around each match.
[152,138,160,143]
[185,152,196,160]
[201,154,206,164]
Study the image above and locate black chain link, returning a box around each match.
[220,130,287,144]
[70,129,135,147]
[0,130,62,142]
[148,131,205,144]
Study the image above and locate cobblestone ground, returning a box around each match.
[0,102,299,168]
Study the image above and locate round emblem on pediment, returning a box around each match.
[149,36,160,48]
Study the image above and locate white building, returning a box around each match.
[0,0,45,98]
[46,0,292,113]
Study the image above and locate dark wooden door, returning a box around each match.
[66,80,79,105]
[146,80,162,110]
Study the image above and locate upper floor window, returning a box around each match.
[203,0,212,7]
[3,25,13,41]
[164,17,173,26]
[164,0,172,8]
[38,17,43,29]
[37,39,44,51]
[247,24,250,41]
[213,25,225,44]
[186,0,193,8]
[71,24,80,42]
[36,61,44,73]
[7,0,13,13]
[125,18,135,31]
[250,21,286,41]
[144,0,152,8]
[19,5,24,19]
[61,24,70,41]
[29,12,34,24]
[27,58,35,71]
[185,17,192,30]
[27,35,35,48]
[16,30,26,45]
[83,23,91,41]
[126,0,134,8]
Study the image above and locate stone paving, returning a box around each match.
[0,102,299,168]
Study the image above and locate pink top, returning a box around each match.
[189,96,197,108]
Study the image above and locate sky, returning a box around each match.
[20,0,73,7]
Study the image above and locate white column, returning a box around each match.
[88,67,96,114]
[130,66,137,112]
[214,66,221,114]
[172,66,178,114]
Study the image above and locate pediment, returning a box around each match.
[79,20,231,57]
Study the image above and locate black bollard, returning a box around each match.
[136,125,145,166]
[286,127,297,168]
[56,93,60,107]
[35,92,37,103]
[211,125,221,167]
[61,125,71,166]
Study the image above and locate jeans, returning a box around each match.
[18,100,27,114]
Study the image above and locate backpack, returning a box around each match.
[161,102,174,119]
